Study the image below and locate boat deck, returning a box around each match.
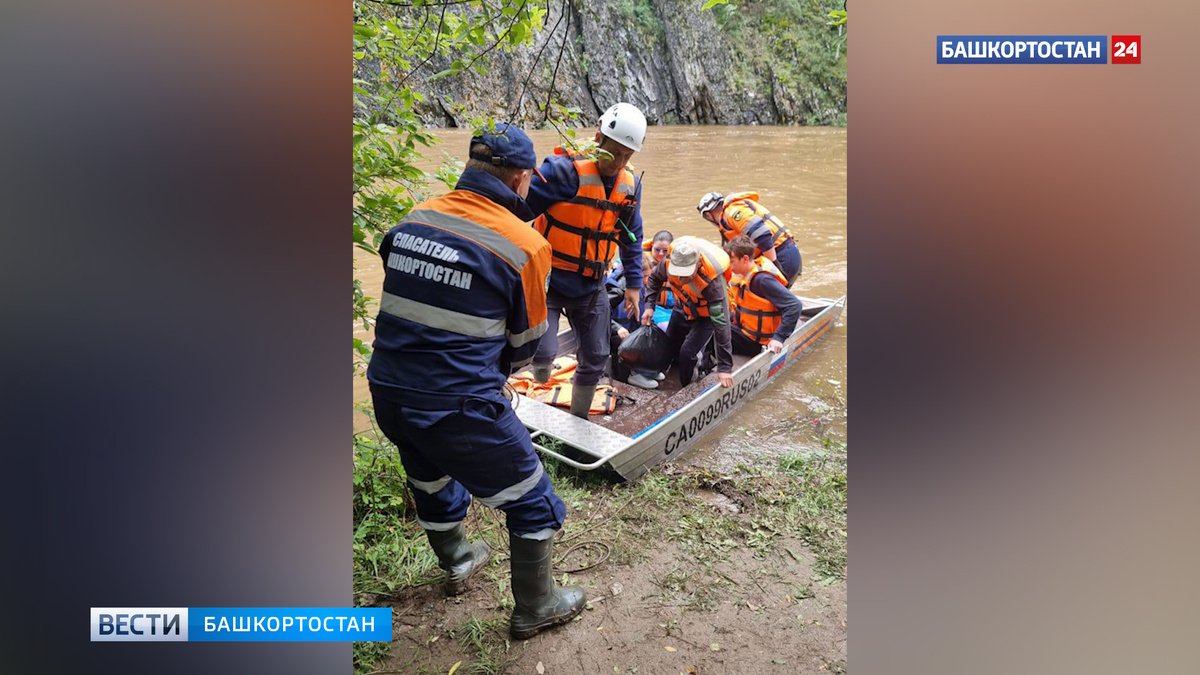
[515,296,845,478]
[594,354,755,437]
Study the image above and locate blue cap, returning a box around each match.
[470,123,538,170]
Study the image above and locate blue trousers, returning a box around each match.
[533,287,611,387]
[370,387,567,539]
[776,243,802,288]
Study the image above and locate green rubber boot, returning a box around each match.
[569,384,596,419]
[424,524,490,596]
[508,534,586,639]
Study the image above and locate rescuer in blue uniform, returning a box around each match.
[367,124,586,640]
[526,102,648,417]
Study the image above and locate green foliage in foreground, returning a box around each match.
[352,0,550,374]
[352,429,432,674]
[352,0,621,376]
[352,432,440,595]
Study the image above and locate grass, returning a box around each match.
[451,617,512,675]
[353,640,392,675]
[770,445,848,578]
[542,439,848,585]
[351,403,847,674]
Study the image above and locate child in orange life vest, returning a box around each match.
[724,235,802,355]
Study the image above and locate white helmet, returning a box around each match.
[697,191,724,214]
[598,102,646,152]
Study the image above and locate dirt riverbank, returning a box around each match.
[356,451,847,675]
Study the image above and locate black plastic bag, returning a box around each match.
[618,325,673,373]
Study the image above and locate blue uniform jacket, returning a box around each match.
[526,154,644,298]
[367,168,552,404]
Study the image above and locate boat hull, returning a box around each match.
[516,296,846,480]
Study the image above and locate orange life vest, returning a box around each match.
[728,257,789,344]
[541,382,617,415]
[640,240,655,269]
[507,357,618,415]
[667,236,732,321]
[718,191,793,251]
[640,241,672,306]
[534,148,638,279]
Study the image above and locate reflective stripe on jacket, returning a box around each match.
[367,169,553,400]
[718,191,793,251]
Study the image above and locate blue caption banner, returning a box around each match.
[937,35,1107,64]
[188,608,392,642]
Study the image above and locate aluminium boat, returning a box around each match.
[512,296,846,480]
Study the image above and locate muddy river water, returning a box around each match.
[354,126,846,468]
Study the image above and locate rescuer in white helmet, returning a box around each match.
[527,103,650,417]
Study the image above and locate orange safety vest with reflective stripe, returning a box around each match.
[728,257,789,344]
[534,148,638,279]
[718,191,793,251]
[667,236,732,320]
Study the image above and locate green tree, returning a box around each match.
[352,0,551,371]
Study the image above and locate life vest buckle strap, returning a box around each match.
[541,214,620,242]
[739,307,783,318]
[567,195,626,213]
[736,325,771,342]
[582,229,621,243]
[551,250,607,277]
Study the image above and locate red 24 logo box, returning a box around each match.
[1112,35,1141,64]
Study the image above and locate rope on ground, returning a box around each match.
[552,540,611,574]
[548,493,642,572]
[559,491,638,543]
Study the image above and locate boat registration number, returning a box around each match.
[663,371,764,456]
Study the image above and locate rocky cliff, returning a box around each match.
[403,0,846,127]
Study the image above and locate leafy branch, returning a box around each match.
[352,0,554,359]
